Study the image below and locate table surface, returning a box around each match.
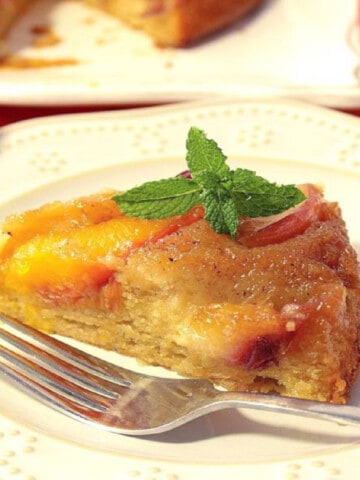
[1,103,360,129]
[0,104,159,128]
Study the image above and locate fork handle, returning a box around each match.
[214,391,360,428]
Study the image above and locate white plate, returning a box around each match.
[1,0,360,107]
[1,98,360,479]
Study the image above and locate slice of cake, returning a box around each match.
[85,0,265,47]
[0,128,359,405]
[0,0,265,47]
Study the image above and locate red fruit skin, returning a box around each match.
[237,184,324,247]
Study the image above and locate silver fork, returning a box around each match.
[1,313,360,436]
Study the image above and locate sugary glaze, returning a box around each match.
[0,186,360,403]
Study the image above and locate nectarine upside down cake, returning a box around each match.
[0,127,359,404]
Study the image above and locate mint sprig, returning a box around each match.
[113,127,306,238]
[113,176,201,218]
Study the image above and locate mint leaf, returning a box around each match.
[113,177,201,218]
[202,190,239,238]
[186,127,230,181]
[231,169,306,217]
[194,170,226,191]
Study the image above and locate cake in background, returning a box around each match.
[0,0,265,47]
[0,0,29,37]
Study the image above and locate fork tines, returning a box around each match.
[0,314,136,421]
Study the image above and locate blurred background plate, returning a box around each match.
[1,0,360,107]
